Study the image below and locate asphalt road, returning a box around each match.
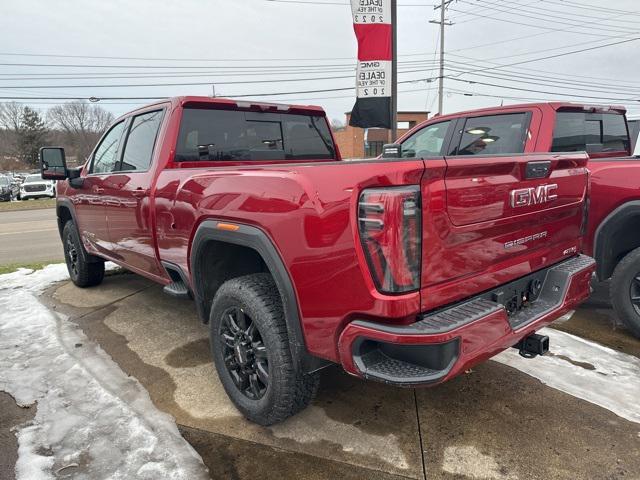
[0,208,63,264]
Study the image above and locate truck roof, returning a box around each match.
[430,102,627,122]
[121,96,326,119]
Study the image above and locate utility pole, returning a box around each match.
[390,0,398,143]
[430,0,453,115]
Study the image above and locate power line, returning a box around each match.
[466,0,640,32]
[499,0,640,25]
[0,65,441,90]
[444,62,640,93]
[445,77,640,102]
[445,53,640,85]
[448,5,632,38]
[447,36,640,79]
[541,0,640,17]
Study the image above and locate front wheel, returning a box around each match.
[209,273,319,425]
[610,246,640,338]
[62,221,105,288]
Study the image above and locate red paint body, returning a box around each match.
[57,97,597,384]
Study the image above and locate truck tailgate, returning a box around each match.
[420,152,589,312]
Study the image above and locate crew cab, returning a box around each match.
[40,97,594,425]
[394,102,640,338]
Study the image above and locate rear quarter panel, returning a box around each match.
[154,159,426,361]
[585,158,640,257]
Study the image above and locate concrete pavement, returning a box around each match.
[31,273,640,480]
[0,208,62,264]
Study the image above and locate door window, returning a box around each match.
[400,121,451,158]
[120,110,164,172]
[91,121,126,174]
[455,113,529,156]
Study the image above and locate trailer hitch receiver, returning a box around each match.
[514,333,549,358]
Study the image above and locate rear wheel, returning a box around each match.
[62,221,105,288]
[610,246,640,338]
[209,273,319,425]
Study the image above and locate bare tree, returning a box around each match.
[0,102,23,157]
[47,101,114,162]
[0,102,23,132]
[330,118,345,130]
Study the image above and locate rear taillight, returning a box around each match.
[358,186,422,294]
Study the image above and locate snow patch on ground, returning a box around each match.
[495,327,640,424]
[0,264,209,480]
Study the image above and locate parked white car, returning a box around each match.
[19,174,56,200]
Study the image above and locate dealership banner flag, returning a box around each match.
[349,0,393,129]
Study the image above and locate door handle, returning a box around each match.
[94,187,104,194]
[131,188,148,198]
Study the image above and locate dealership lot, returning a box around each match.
[2,271,630,480]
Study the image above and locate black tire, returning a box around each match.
[610,246,640,338]
[209,273,319,425]
[62,221,105,288]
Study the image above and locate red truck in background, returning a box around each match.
[390,102,640,338]
[40,97,594,425]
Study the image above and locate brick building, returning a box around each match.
[332,111,429,159]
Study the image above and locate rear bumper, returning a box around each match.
[337,254,595,386]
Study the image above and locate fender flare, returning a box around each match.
[56,198,103,264]
[190,220,325,372]
[593,200,640,280]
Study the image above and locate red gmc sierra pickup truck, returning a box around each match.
[40,97,594,425]
[392,102,640,338]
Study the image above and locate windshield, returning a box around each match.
[0,177,8,186]
[25,175,43,183]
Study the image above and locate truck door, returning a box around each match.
[103,109,165,278]
[74,120,127,257]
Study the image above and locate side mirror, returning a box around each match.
[40,147,68,180]
[382,143,402,158]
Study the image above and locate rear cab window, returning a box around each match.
[175,108,336,162]
[551,111,630,154]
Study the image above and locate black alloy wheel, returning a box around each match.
[65,235,79,279]
[219,306,269,400]
[209,273,320,425]
[630,273,640,316]
[610,246,640,339]
[62,221,105,288]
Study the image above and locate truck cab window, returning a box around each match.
[91,121,126,174]
[175,108,335,162]
[455,113,528,156]
[552,111,630,153]
[120,110,164,172]
[401,121,451,158]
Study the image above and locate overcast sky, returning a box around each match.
[2,0,640,122]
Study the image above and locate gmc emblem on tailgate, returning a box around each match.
[510,184,558,208]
